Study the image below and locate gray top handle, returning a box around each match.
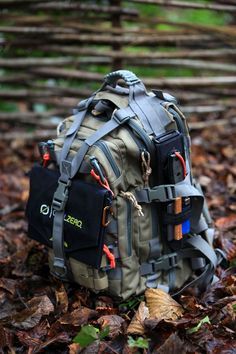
[104,70,141,87]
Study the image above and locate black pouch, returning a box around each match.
[26,164,112,269]
[153,130,185,185]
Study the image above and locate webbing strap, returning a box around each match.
[51,174,71,279]
[131,84,171,136]
[141,235,218,295]
[51,107,134,277]
[59,97,93,168]
[186,235,217,268]
[135,181,204,233]
[69,107,134,178]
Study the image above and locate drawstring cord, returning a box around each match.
[120,191,144,217]
[141,151,152,187]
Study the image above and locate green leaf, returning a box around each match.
[187,316,211,334]
[73,325,99,348]
[127,336,149,349]
[98,326,110,340]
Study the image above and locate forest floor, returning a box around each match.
[0,114,236,354]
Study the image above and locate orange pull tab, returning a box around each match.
[174,197,183,240]
[43,152,50,167]
[103,245,116,269]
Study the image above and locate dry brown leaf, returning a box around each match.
[127,301,149,335]
[69,342,81,354]
[11,295,54,329]
[97,314,125,339]
[215,215,236,231]
[58,306,97,326]
[0,278,18,296]
[55,283,69,314]
[145,289,183,320]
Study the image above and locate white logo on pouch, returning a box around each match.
[39,204,82,229]
[40,204,50,215]
[40,204,55,218]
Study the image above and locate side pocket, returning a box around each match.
[48,250,108,292]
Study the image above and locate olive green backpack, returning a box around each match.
[26,70,223,300]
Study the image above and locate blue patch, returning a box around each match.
[182,219,190,234]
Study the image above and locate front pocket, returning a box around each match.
[26,164,113,269]
[95,140,121,179]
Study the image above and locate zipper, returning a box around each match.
[95,140,121,179]
[126,200,132,257]
[128,119,154,155]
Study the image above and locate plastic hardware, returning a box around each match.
[103,244,116,269]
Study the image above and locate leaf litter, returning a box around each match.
[0,121,235,353]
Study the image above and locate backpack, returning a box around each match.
[26,70,223,300]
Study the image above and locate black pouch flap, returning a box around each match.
[26,164,112,268]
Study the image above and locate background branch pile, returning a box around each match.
[0,0,236,138]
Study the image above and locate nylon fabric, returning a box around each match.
[26,70,219,301]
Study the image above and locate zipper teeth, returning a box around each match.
[95,140,120,178]
[126,200,132,257]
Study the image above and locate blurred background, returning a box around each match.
[0,0,236,139]
[0,0,236,227]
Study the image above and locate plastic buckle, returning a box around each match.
[148,185,176,203]
[153,253,178,271]
[52,258,67,278]
[52,178,71,211]
[113,111,132,125]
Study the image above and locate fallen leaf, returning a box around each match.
[152,333,186,354]
[97,314,125,339]
[0,325,14,349]
[145,289,183,320]
[58,307,97,326]
[69,342,81,354]
[199,175,212,187]
[11,295,54,329]
[187,316,211,334]
[215,215,236,231]
[222,146,235,159]
[55,283,69,314]
[0,278,18,296]
[127,301,149,335]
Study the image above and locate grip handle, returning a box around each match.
[104,70,141,86]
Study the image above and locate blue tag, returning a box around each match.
[182,219,190,234]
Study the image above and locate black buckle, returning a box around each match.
[52,178,71,211]
[147,185,176,203]
[153,253,178,271]
[52,257,67,278]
